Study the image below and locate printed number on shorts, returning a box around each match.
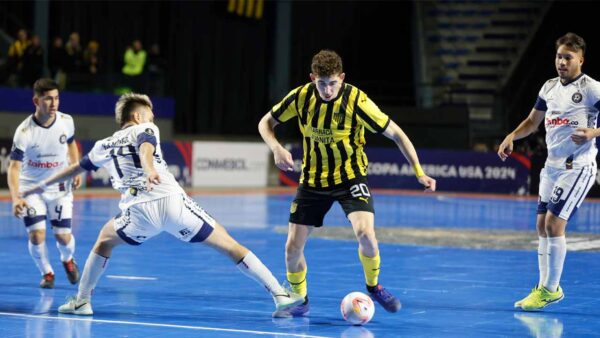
[350,183,371,198]
[110,145,142,178]
[550,186,564,204]
[55,205,63,221]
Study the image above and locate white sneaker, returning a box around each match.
[58,296,93,315]
[272,288,305,311]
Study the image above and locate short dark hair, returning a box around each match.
[33,78,59,96]
[556,32,586,56]
[311,50,343,77]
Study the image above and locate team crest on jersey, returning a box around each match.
[572,92,583,103]
[26,207,37,217]
[59,134,67,144]
[144,128,154,136]
[333,112,345,124]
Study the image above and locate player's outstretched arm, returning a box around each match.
[382,120,436,192]
[21,162,87,197]
[258,112,294,171]
[140,142,160,190]
[498,108,545,161]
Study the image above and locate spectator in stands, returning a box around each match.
[121,39,146,93]
[6,29,30,86]
[49,36,68,89]
[145,43,166,96]
[65,32,83,90]
[21,35,44,87]
[83,40,101,91]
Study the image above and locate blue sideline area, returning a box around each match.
[0,86,174,117]
[1,191,599,337]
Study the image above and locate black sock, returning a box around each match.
[366,284,378,293]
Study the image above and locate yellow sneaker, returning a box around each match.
[519,286,564,311]
[514,285,538,308]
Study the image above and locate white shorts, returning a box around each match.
[114,193,216,245]
[23,191,74,234]
[538,164,597,221]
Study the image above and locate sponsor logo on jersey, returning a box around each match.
[27,159,62,168]
[310,127,334,144]
[545,117,579,126]
[179,228,192,237]
[59,134,67,144]
[572,92,583,103]
[144,128,155,136]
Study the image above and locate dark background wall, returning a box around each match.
[3,0,600,142]
[1,1,414,137]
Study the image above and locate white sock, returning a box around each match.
[56,236,76,262]
[236,251,285,296]
[77,251,109,301]
[28,242,53,275]
[544,236,566,292]
[537,236,548,287]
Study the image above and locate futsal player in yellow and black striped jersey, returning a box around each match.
[259,50,436,317]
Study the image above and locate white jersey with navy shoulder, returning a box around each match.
[10,112,75,193]
[535,74,600,168]
[80,122,184,209]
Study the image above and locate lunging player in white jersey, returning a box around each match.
[498,32,600,311]
[7,78,81,289]
[22,93,303,316]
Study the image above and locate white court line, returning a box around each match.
[106,275,158,281]
[0,312,330,338]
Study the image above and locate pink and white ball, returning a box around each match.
[340,292,375,325]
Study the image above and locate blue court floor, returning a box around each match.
[1,190,599,337]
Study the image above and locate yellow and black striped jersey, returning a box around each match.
[270,82,390,188]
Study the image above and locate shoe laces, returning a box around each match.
[43,273,54,281]
[372,285,394,301]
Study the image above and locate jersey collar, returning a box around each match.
[31,114,57,129]
[560,73,584,86]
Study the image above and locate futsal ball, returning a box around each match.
[340,292,375,325]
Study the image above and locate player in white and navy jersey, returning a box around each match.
[22,93,303,316]
[7,78,81,289]
[498,33,599,311]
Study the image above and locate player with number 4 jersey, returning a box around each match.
[22,93,304,316]
[7,78,81,289]
[498,33,600,311]
[258,50,436,317]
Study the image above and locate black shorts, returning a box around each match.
[289,176,374,227]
